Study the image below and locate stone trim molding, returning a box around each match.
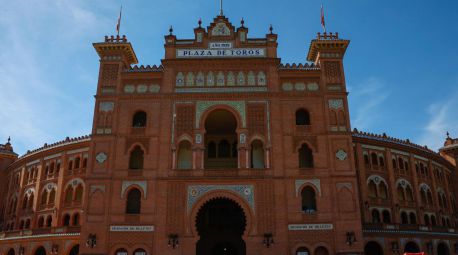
[196,101,246,128]
[295,179,321,196]
[187,185,255,212]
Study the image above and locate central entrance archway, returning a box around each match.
[196,198,246,255]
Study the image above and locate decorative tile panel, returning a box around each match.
[196,101,246,128]
[187,185,255,212]
[122,181,147,199]
[295,179,321,196]
[328,99,344,109]
[99,102,114,112]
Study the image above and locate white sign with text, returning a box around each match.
[288,224,334,231]
[176,48,265,58]
[110,225,155,232]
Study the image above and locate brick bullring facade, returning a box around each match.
[0,14,457,255]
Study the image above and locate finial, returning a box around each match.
[447,131,450,139]
[269,24,273,34]
[169,26,173,35]
[219,0,224,16]
[7,136,11,144]
[198,18,202,28]
[241,18,245,28]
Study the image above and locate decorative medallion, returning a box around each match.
[282,83,293,91]
[211,23,231,36]
[99,102,114,112]
[124,85,135,93]
[295,83,306,91]
[149,84,161,93]
[239,134,246,144]
[336,149,348,161]
[137,84,148,93]
[328,99,344,109]
[307,83,319,91]
[195,134,202,144]
[96,152,107,164]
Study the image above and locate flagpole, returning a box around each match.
[117,5,123,37]
[321,3,326,34]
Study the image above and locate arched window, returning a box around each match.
[371,209,381,223]
[295,109,310,126]
[82,158,87,168]
[424,214,430,226]
[133,249,147,255]
[19,220,24,230]
[409,212,417,224]
[298,144,313,168]
[46,215,52,227]
[75,185,83,202]
[398,158,404,170]
[392,158,397,169]
[73,213,80,226]
[379,182,388,199]
[126,188,142,214]
[296,247,310,255]
[406,186,414,202]
[38,216,44,228]
[65,187,73,204]
[48,189,56,205]
[379,156,385,167]
[132,111,147,127]
[421,190,427,205]
[115,249,129,255]
[427,190,433,205]
[207,141,217,158]
[397,186,405,201]
[315,246,329,255]
[431,215,437,226]
[27,194,34,208]
[257,71,266,86]
[382,210,391,223]
[250,140,265,169]
[218,140,231,158]
[25,219,30,229]
[22,196,28,209]
[177,140,192,169]
[401,212,408,224]
[301,187,317,213]
[74,157,80,169]
[41,190,48,205]
[63,214,71,226]
[68,160,73,171]
[368,180,377,198]
[371,153,378,166]
[129,146,144,170]
[232,141,238,158]
[364,153,370,165]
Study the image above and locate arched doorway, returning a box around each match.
[315,246,329,255]
[296,247,310,255]
[204,109,238,169]
[69,245,79,255]
[35,247,47,255]
[437,243,450,255]
[196,198,246,255]
[364,241,383,255]
[404,241,420,253]
[7,249,15,255]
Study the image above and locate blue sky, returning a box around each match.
[0,0,457,155]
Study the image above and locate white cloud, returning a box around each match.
[348,77,390,130]
[419,91,458,151]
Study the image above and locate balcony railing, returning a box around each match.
[0,226,80,239]
[363,223,457,234]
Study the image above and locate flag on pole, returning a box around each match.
[321,4,326,33]
[116,6,122,36]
